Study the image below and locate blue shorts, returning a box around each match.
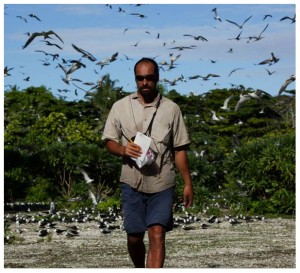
[121,183,174,234]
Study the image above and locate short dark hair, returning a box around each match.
[134,57,159,79]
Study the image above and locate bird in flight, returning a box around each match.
[28,13,41,21]
[280,14,296,23]
[211,7,222,22]
[226,15,253,29]
[183,34,208,41]
[22,30,64,49]
[278,75,295,96]
[72,44,97,62]
[258,52,279,65]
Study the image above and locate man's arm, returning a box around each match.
[174,145,193,208]
[106,139,142,158]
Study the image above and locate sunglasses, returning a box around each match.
[135,74,157,82]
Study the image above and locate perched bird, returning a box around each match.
[278,75,295,96]
[22,30,64,49]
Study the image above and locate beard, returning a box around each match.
[138,86,158,103]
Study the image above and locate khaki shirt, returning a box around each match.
[101,92,190,193]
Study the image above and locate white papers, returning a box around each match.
[131,132,153,168]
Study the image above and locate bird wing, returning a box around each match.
[242,15,253,26]
[46,30,64,44]
[234,95,251,111]
[225,19,240,28]
[22,32,42,49]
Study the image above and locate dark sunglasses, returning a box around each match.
[135,74,156,82]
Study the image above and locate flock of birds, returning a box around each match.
[4,202,266,244]
[4,4,296,102]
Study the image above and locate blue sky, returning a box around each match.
[3,1,296,101]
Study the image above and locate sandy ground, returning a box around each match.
[4,215,295,268]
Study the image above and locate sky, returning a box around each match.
[2,1,297,102]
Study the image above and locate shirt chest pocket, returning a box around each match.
[151,119,172,145]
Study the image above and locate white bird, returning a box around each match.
[220,95,234,111]
[80,169,94,183]
[278,75,295,96]
[88,189,97,206]
[212,7,222,22]
[210,110,220,122]
[234,89,263,111]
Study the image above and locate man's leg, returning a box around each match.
[146,225,166,268]
[127,232,146,268]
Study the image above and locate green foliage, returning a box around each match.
[4,83,295,217]
[97,196,121,211]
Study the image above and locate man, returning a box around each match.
[101,57,193,268]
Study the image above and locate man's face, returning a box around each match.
[135,62,158,98]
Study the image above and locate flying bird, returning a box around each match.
[22,30,64,49]
[200,73,220,81]
[226,15,253,29]
[212,7,222,22]
[258,52,279,65]
[228,68,243,77]
[80,169,94,184]
[71,44,97,62]
[234,89,263,111]
[280,14,296,23]
[4,66,14,77]
[278,75,295,96]
[169,45,197,51]
[28,13,41,21]
[220,95,234,111]
[183,34,208,41]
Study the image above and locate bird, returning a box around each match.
[42,40,63,50]
[22,30,64,49]
[234,89,263,111]
[71,44,97,62]
[4,66,14,77]
[210,110,220,122]
[212,7,222,22]
[169,45,197,51]
[200,73,220,81]
[183,34,208,41]
[28,13,41,21]
[265,68,275,75]
[258,52,279,65]
[220,95,234,111]
[247,23,269,42]
[38,228,49,237]
[80,169,94,183]
[278,75,295,96]
[225,15,253,29]
[280,14,296,23]
[228,68,243,77]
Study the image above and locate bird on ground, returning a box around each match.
[38,228,50,237]
[225,15,253,29]
[212,7,222,22]
[22,30,64,49]
[71,44,97,62]
[234,89,263,111]
[278,75,295,96]
[220,95,234,111]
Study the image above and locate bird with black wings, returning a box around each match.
[22,30,64,49]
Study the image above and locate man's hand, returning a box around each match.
[183,185,193,208]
